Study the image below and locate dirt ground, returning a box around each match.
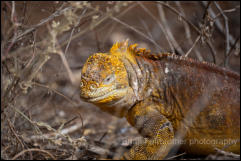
[1,1,240,160]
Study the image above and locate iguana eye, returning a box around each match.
[103,74,115,84]
[90,84,97,91]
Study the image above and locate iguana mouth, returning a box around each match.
[87,88,128,103]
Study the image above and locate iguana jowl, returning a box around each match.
[80,41,240,159]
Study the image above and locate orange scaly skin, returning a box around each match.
[80,41,240,160]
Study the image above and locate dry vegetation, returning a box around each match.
[1,1,240,160]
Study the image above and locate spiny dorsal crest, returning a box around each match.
[110,40,151,64]
[110,40,176,60]
[109,40,239,79]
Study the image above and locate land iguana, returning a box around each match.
[79,40,240,159]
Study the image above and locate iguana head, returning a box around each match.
[80,40,138,117]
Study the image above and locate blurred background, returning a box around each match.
[1,1,240,160]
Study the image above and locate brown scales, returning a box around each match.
[130,45,239,80]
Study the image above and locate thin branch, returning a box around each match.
[11,1,16,23]
[214,6,240,20]
[202,1,212,20]
[64,8,87,55]
[157,0,220,64]
[57,45,77,85]
[22,1,27,24]
[102,3,139,45]
[7,119,25,149]
[206,40,217,64]
[156,1,219,62]
[223,36,240,67]
[214,1,230,66]
[4,3,131,61]
[157,1,201,34]
[138,2,174,52]
[12,148,56,160]
[3,2,19,56]
[12,105,42,134]
[57,116,78,131]
[27,121,83,141]
[201,1,217,63]
[201,1,237,46]
[139,18,154,40]
[166,152,186,160]
[87,4,163,51]
[175,1,203,61]
[19,53,50,83]
[45,21,78,86]
[99,132,108,142]
[157,3,184,55]
[9,3,71,43]
[32,82,77,106]
[214,148,240,159]
[138,17,161,52]
[185,35,201,57]
[110,16,163,51]
[64,27,75,55]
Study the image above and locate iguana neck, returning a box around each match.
[123,53,240,119]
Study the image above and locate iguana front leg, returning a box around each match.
[123,100,174,160]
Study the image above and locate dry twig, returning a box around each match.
[185,35,201,57]
[12,148,56,160]
[157,3,185,55]
[214,1,230,66]
[175,1,204,60]
[138,2,174,52]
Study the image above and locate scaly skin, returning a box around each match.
[80,40,240,159]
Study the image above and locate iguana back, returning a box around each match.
[136,53,240,155]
